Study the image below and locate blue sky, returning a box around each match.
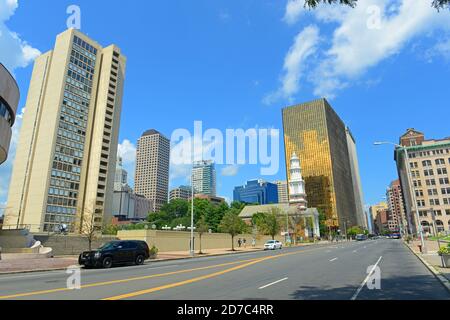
[1,0,450,211]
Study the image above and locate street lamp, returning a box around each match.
[190,168,195,257]
[374,141,426,252]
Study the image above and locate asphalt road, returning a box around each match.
[0,239,448,300]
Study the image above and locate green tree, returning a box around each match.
[252,208,283,240]
[347,226,364,239]
[219,209,249,251]
[196,215,210,254]
[302,0,449,11]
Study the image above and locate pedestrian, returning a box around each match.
[243,238,247,248]
[238,238,242,248]
[252,238,256,247]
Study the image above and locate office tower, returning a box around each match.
[0,63,19,165]
[274,180,289,204]
[134,129,170,212]
[233,179,278,205]
[395,128,450,235]
[386,179,407,234]
[346,127,368,229]
[192,160,216,196]
[114,157,129,191]
[374,208,390,234]
[4,29,126,233]
[282,98,358,231]
[169,186,193,202]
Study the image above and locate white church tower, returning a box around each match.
[288,153,307,211]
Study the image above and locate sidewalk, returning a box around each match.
[408,240,450,285]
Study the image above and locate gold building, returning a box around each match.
[4,29,126,233]
[282,98,359,231]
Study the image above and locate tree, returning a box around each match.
[303,0,449,11]
[347,226,364,239]
[219,209,248,251]
[252,208,283,240]
[196,216,210,254]
[79,210,101,251]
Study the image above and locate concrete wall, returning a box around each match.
[117,230,284,252]
[34,234,117,256]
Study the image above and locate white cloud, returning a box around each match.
[0,0,40,73]
[117,139,137,186]
[273,0,450,99]
[263,25,320,104]
[221,165,240,177]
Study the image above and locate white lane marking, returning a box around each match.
[351,256,383,301]
[258,277,289,290]
[329,258,338,262]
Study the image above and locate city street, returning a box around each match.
[0,239,448,300]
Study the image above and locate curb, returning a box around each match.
[404,242,450,294]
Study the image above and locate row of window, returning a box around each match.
[417,199,450,206]
[73,35,97,57]
[51,169,80,182]
[409,149,449,158]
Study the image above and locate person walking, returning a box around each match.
[237,238,242,248]
[252,238,256,247]
[243,238,247,248]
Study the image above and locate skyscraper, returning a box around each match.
[346,127,368,229]
[282,98,359,231]
[192,160,216,196]
[0,63,19,165]
[4,29,126,233]
[134,129,170,212]
[274,180,289,204]
[233,179,278,205]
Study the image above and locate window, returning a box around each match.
[436,158,445,165]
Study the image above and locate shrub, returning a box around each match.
[438,246,450,256]
[149,245,158,257]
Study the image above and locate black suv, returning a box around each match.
[79,240,150,268]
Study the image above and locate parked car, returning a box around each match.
[264,240,283,250]
[79,240,150,269]
[355,234,368,241]
[390,233,401,239]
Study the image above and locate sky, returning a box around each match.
[0,0,450,213]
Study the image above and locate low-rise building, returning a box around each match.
[169,186,193,202]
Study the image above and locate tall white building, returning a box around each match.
[192,160,216,196]
[4,29,126,233]
[288,153,307,211]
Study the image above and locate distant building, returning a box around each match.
[374,208,390,234]
[192,160,216,196]
[4,29,126,233]
[134,129,170,212]
[282,98,359,231]
[195,194,225,205]
[386,180,407,234]
[0,63,19,166]
[233,179,278,205]
[112,157,152,220]
[369,202,388,222]
[274,180,289,203]
[395,128,450,235]
[169,186,193,202]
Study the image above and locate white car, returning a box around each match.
[264,240,283,250]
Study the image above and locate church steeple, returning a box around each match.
[288,153,307,211]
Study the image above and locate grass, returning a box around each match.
[429,235,450,242]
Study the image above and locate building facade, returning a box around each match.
[134,129,170,212]
[395,129,450,235]
[274,180,289,204]
[192,160,216,196]
[0,63,19,165]
[374,208,389,235]
[4,29,126,233]
[386,179,407,234]
[282,98,359,231]
[346,127,368,229]
[194,194,226,205]
[169,186,192,202]
[233,180,278,205]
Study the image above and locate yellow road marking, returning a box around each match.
[0,245,327,300]
[103,251,301,300]
[0,257,260,300]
